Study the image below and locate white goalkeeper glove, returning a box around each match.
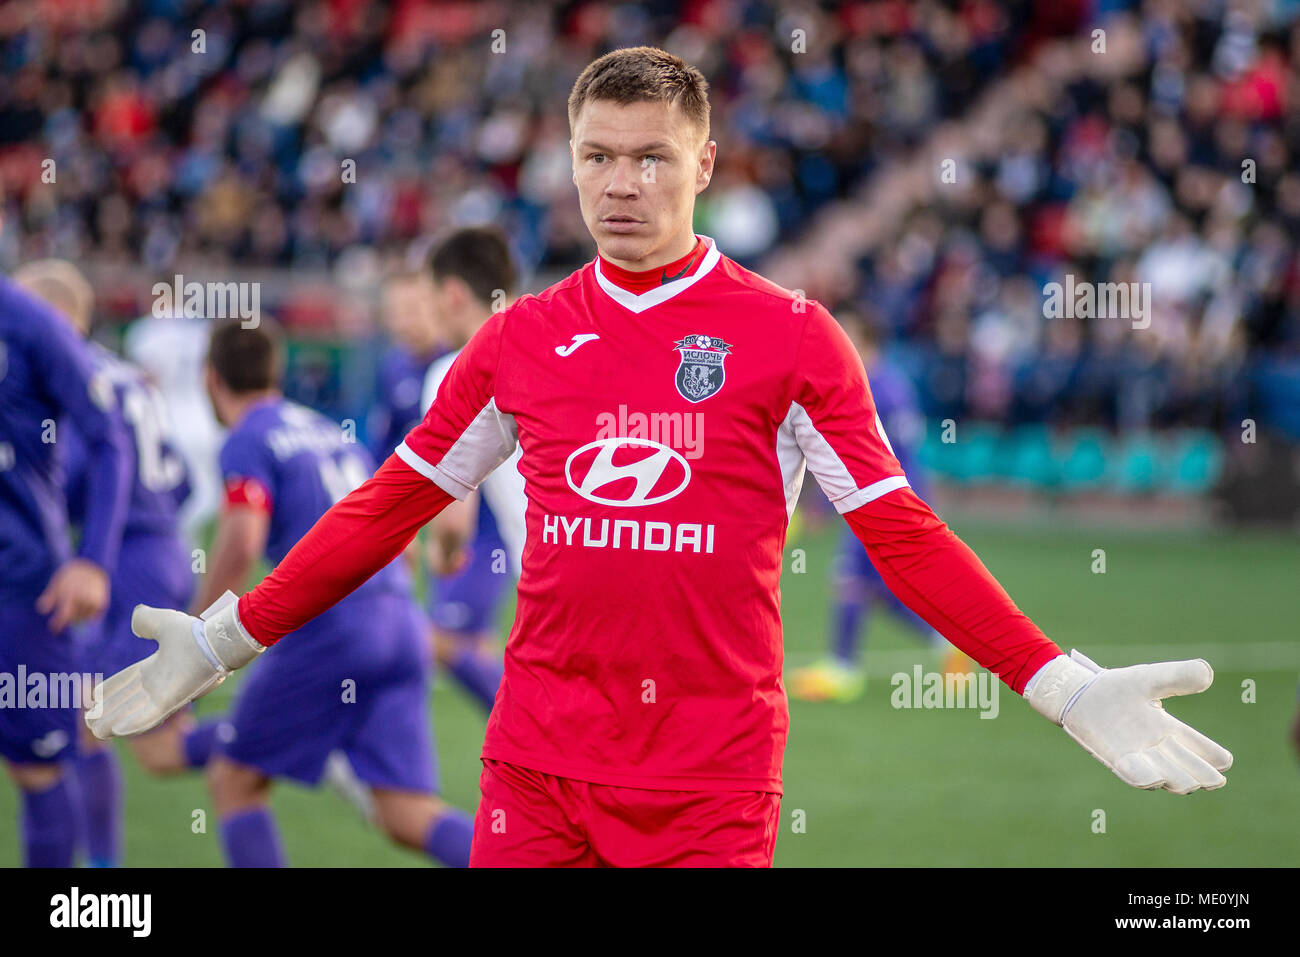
[85,592,264,740]
[1025,649,1232,794]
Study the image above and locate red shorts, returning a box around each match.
[470,759,781,867]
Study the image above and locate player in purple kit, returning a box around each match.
[0,267,131,867]
[791,311,968,702]
[198,318,473,867]
[367,268,448,462]
[13,260,214,867]
[364,267,451,718]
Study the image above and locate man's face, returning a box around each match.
[381,275,439,353]
[571,98,715,270]
[429,276,479,347]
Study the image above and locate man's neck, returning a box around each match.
[449,305,494,352]
[225,390,280,428]
[599,229,700,273]
[598,234,708,294]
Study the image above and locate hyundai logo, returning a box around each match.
[564,438,691,507]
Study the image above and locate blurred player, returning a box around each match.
[123,300,224,543]
[13,260,211,868]
[419,228,525,711]
[791,310,968,702]
[368,268,447,462]
[1,258,132,867]
[92,47,1233,868]
[198,318,472,867]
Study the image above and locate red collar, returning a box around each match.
[597,237,708,294]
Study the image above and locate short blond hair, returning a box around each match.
[13,258,94,334]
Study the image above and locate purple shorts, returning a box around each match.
[429,504,510,636]
[215,590,437,793]
[0,590,79,765]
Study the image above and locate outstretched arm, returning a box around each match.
[236,455,453,643]
[86,454,456,740]
[844,486,1059,693]
[846,488,1232,794]
[88,306,517,739]
[793,301,1231,794]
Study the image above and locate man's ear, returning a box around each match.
[696,139,717,194]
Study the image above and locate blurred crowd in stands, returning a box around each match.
[839,1,1300,445]
[1,0,1298,447]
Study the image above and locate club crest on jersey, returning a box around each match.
[672,334,732,403]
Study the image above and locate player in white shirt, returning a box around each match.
[123,309,224,544]
[418,228,524,711]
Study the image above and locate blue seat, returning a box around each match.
[1058,428,1109,490]
[1003,425,1057,488]
[1113,435,1163,493]
[1166,431,1224,494]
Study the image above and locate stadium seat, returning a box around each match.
[950,423,1003,485]
[1166,431,1224,495]
[1057,428,1110,491]
[1113,434,1165,494]
[1003,424,1058,488]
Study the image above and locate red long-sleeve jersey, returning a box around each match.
[238,237,1061,792]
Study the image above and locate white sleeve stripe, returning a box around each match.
[832,475,910,513]
[783,400,910,514]
[395,441,473,500]
[394,439,437,480]
[774,414,808,521]
[394,398,518,501]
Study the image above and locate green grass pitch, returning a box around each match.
[2,515,1296,866]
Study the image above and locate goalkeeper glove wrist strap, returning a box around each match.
[197,595,265,672]
[1024,651,1103,725]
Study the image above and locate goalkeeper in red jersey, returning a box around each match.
[89,47,1232,867]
